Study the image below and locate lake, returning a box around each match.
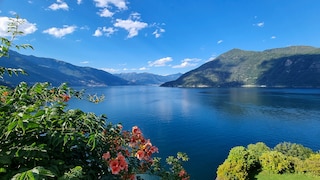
[68,86,320,179]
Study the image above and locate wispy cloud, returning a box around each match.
[254,22,264,27]
[152,28,165,38]
[217,40,223,44]
[0,16,37,37]
[172,58,201,68]
[48,0,69,11]
[139,67,148,71]
[80,61,89,64]
[114,13,148,38]
[148,57,173,67]
[43,25,76,38]
[101,68,119,73]
[93,26,117,37]
[271,36,276,39]
[76,0,82,5]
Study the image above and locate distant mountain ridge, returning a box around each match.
[161,46,320,88]
[0,50,130,87]
[114,72,182,85]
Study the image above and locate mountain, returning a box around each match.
[161,46,320,88]
[0,50,130,87]
[114,72,182,85]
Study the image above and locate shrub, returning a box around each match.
[298,154,320,176]
[259,151,292,174]
[274,142,313,160]
[216,146,256,180]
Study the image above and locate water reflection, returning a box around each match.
[198,88,320,120]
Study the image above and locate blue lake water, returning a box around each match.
[68,86,320,179]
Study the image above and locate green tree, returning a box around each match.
[296,154,320,176]
[247,142,270,165]
[274,142,313,160]
[0,15,32,77]
[216,146,256,180]
[259,151,292,174]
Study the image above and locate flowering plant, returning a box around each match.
[0,15,190,180]
[101,125,159,179]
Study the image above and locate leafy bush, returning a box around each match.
[247,142,270,166]
[274,142,313,160]
[296,154,320,176]
[216,146,256,180]
[259,151,292,174]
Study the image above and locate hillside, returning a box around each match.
[0,50,130,87]
[114,72,182,85]
[161,46,320,88]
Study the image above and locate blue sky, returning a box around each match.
[1,0,320,75]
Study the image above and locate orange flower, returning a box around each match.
[136,150,145,160]
[61,94,70,102]
[2,91,9,96]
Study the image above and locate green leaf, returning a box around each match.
[7,121,18,131]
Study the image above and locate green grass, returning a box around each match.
[254,171,320,180]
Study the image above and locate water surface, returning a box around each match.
[69,87,320,179]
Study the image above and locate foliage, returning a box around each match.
[274,142,313,160]
[0,15,190,180]
[151,152,190,180]
[247,142,270,168]
[296,154,320,176]
[216,146,256,180]
[216,142,320,180]
[0,15,32,78]
[259,151,292,174]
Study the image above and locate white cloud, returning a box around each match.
[217,40,223,44]
[114,18,148,38]
[0,17,37,37]
[139,67,148,71]
[98,8,114,17]
[271,36,276,39]
[77,0,82,4]
[93,29,103,37]
[93,0,127,10]
[101,68,119,73]
[49,1,69,11]
[103,27,116,36]
[172,58,201,68]
[80,61,89,64]
[93,26,116,37]
[254,22,264,27]
[43,25,76,38]
[152,28,165,38]
[148,57,173,67]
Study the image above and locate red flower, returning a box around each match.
[179,169,187,177]
[136,150,145,160]
[102,152,110,161]
[132,126,142,135]
[109,159,121,174]
[61,94,70,102]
